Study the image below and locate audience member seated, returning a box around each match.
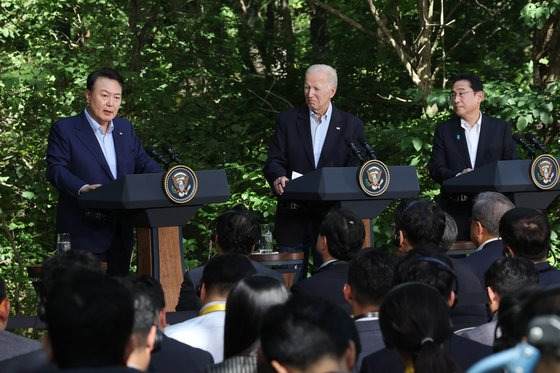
[44,270,139,372]
[176,208,283,311]
[457,257,539,346]
[125,275,213,373]
[343,248,398,371]
[440,212,458,252]
[0,275,42,362]
[361,280,490,373]
[464,192,514,286]
[261,295,360,373]
[208,276,289,373]
[291,208,364,313]
[165,254,256,363]
[368,282,461,373]
[500,207,560,285]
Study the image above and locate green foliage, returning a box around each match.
[521,0,560,28]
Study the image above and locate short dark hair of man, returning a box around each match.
[380,282,458,373]
[86,67,124,91]
[45,271,134,369]
[393,247,456,302]
[201,254,256,295]
[451,72,483,92]
[120,275,158,347]
[397,199,446,248]
[126,274,165,313]
[484,257,539,297]
[519,284,560,354]
[347,248,398,307]
[499,207,551,261]
[215,210,261,255]
[472,192,514,237]
[261,294,360,371]
[318,208,365,261]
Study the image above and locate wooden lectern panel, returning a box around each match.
[362,218,372,248]
[137,227,184,311]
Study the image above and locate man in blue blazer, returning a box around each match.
[428,73,518,239]
[263,64,365,276]
[46,68,161,275]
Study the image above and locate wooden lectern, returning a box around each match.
[79,170,230,309]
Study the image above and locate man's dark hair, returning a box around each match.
[499,207,551,261]
[0,275,6,302]
[261,294,360,370]
[45,271,134,369]
[216,210,261,255]
[484,257,539,297]
[394,247,457,302]
[380,282,458,373]
[201,254,256,295]
[86,67,124,91]
[451,73,483,92]
[397,199,446,248]
[319,208,365,261]
[472,192,514,237]
[126,274,165,312]
[120,275,158,344]
[348,248,398,307]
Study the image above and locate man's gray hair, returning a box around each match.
[472,192,515,236]
[305,64,337,87]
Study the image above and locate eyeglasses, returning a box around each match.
[449,90,475,100]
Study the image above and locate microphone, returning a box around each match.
[145,146,170,169]
[358,137,377,160]
[345,138,366,164]
[512,133,536,159]
[161,143,182,164]
[524,133,549,153]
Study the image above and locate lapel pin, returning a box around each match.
[119,132,123,135]
[336,127,341,130]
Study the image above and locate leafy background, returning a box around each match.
[1,0,559,319]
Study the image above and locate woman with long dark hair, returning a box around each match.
[379,282,461,373]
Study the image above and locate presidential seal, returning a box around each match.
[358,160,391,197]
[530,154,559,190]
[163,165,198,204]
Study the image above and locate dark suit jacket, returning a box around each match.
[290,260,351,313]
[535,261,560,286]
[464,240,505,288]
[263,105,365,246]
[175,260,285,311]
[149,334,213,373]
[359,335,491,373]
[45,111,161,254]
[354,318,384,373]
[450,258,489,330]
[428,114,518,184]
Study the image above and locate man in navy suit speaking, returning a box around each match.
[428,73,518,239]
[263,64,365,276]
[46,68,161,275]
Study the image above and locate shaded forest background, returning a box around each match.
[1,0,560,314]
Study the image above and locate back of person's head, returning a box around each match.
[499,208,551,261]
[397,199,446,248]
[224,276,289,359]
[347,248,398,307]
[440,213,458,250]
[318,208,365,261]
[472,192,514,237]
[86,67,124,91]
[484,257,539,297]
[380,282,458,373]
[261,295,359,372]
[0,275,6,303]
[393,248,457,304]
[495,285,541,352]
[45,270,134,369]
[121,275,159,341]
[126,274,165,313]
[215,209,260,255]
[201,254,256,296]
[451,72,483,92]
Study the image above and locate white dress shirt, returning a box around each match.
[310,103,333,167]
[460,113,482,169]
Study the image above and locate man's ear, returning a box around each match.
[43,336,55,365]
[270,360,290,373]
[147,325,157,352]
[159,309,167,329]
[200,283,207,303]
[447,291,456,308]
[504,245,515,258]
[0,299,10,325]
[487,286,500,312]
[343,283,352,304]
[344,340,357,372]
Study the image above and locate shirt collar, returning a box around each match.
[309,102,333,122]
[477,237,501,251]
[84,107,114,134]
[460,112,482,132]
[318,258,338,269]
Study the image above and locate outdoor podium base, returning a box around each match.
[137,226,185,311]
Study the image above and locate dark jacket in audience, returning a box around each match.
[464,240,504,287]
[149,334,213,373]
